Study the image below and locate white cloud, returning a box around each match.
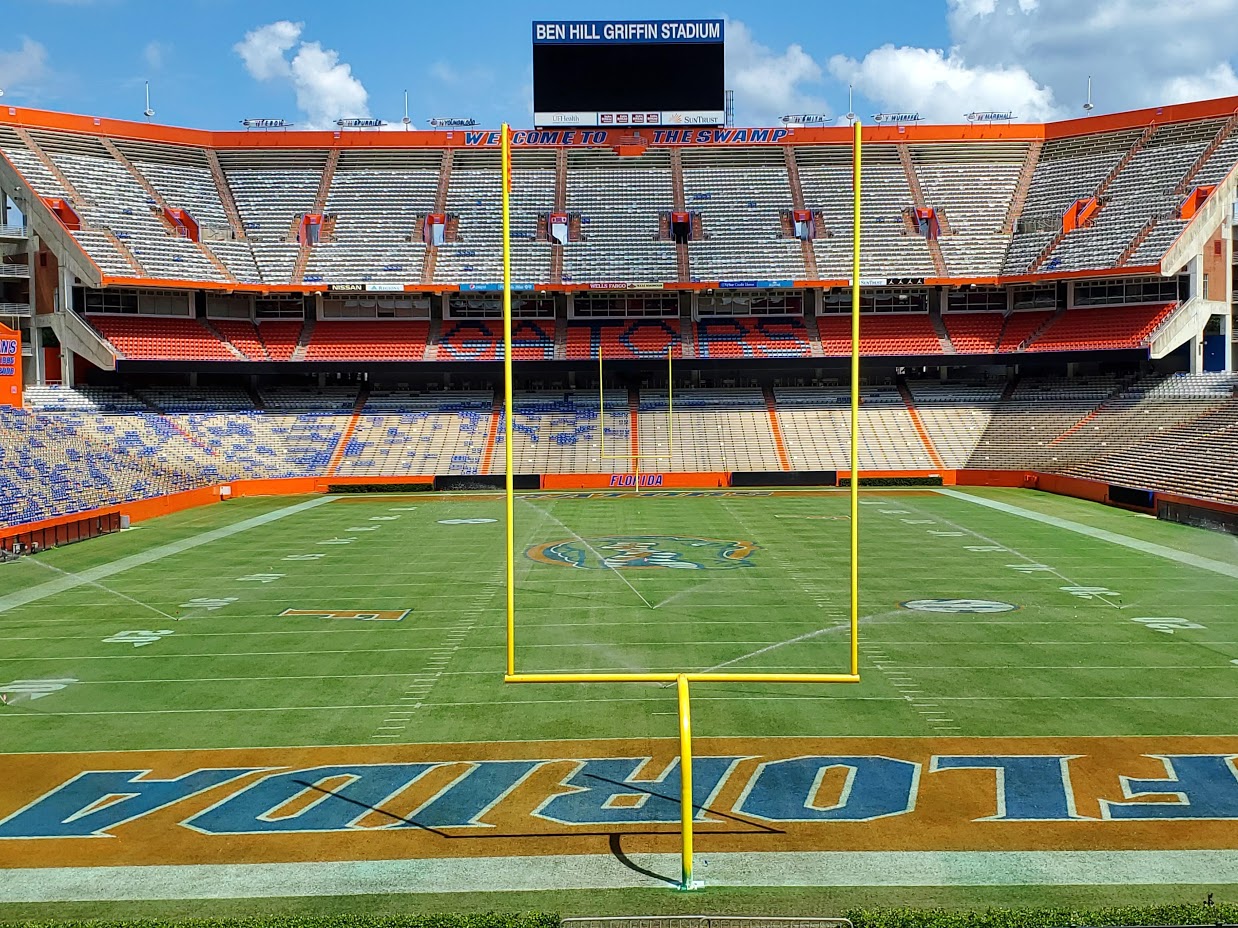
[1160,63,1238,105]
[235,21,298,82]
[725,19,829,126]
[235,21,369,128]
[0,37,51,95]
[829,0,1238,122]
[829,45,1057,123]
[143,41,168,71]
[942,0,1238,115]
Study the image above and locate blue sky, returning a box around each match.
[2,0,1236,130]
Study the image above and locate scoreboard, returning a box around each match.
[532,20,725,129]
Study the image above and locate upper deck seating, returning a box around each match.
[695,316,813,358]
[87,315,236,361]
[565,319,682,360]
[1026,303,1174,352]
[302,320,429,362]
[817,314,941,356]
[436,319,555,361]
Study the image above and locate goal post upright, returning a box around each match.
[502,122,516,676]
[500,121,864,891]
[850,118,862,676]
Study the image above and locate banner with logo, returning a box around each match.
[0,323,22,409]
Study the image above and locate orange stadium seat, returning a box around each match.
[256,321,305,361]
[817,314,941,356]
[943,313,1004,354]
[996,310,1056,350]
[211,319,268,360]
[695,317,812,358]
[1027,303,1174,352]
[436,319,555,361]
[565,320,682,359]
[88,316,236,361]
[303,321,429,361]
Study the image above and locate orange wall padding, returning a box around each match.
[541,473,732,489]
[9,470,1238,546]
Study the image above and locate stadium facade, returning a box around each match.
[0,97,1236,540]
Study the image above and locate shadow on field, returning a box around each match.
[292,771,783,885]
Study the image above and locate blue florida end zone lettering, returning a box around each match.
[6,747,1238,843]
[0,768,261,838]
[534,757,742,825]
[736,756,920,822]
[1100,755,1238,820]
[931,755,1089,821]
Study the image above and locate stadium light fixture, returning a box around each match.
[143,81,154,121]
[402,90,411,129]
[846,84,856,126]
[1084,76,1095,116]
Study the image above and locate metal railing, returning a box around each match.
[0,264,29,278]
[0,302,31,316]
[0,224,27,239]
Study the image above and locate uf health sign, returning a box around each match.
[533,21,723,44]
[0,323,21,409]
[2,737,1238,868]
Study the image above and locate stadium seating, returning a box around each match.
[942,313,1005,354]
[694,317,813,358]
[565,319,682,359]
[816,314,942,356]
[306,149,437,285]
[1,108,1235,289]
[563,149,678,283]
[775,386,937,470]
[333,391,494,477]
[302,320,429,362]
[211,319,268,360]
[495,391,629,473]
[435,150,555,285]
[638,388,784,472]
[87,315,237,361]
[680,148,805,279]
[5,375,1238,525]
[257,321,305,361]
[435,319,556,361]
[1026,303,1174,352]
[797,148,937,280]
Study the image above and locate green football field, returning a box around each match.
[2,486,1236,752]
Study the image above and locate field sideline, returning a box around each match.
[0,487,1236,905]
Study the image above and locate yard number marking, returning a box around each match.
[103,630,174,648]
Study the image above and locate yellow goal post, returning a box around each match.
[500,121,864,889]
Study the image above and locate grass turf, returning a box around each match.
[1,487,1236,751]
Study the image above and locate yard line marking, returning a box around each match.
[936,488,1238,580]
[0,497,336,615]
[889,494,1124,609]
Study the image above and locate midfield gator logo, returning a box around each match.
[526,535,758,570]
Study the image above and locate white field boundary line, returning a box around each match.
[12,693,1238,719]
[5,731,1233,756]
[12,640,1238,663]
[14,662,1231,685]
[0,498,337,614]
[935,488,1238,580]
[4,850,1238,899]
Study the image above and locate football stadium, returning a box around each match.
[1,9,1238,924]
